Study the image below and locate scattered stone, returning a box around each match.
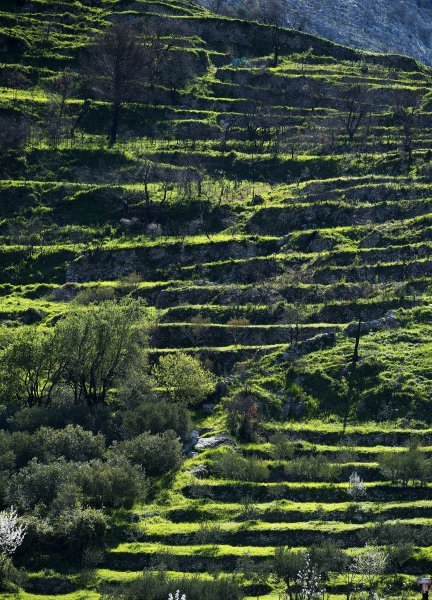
[184,429,200,457]
[344,311,400,337]
[186,464,208,478]
[360,230,382,248]
[195,434,237,451]
[282,332,336,360]
[119,217,139,227]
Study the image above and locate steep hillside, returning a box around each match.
[204,0,432,66]
[1,0,432,599]
[282,0,432,67]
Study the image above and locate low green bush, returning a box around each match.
[101,571,243,600]
[212,449,270,482]
[283,456,339,482]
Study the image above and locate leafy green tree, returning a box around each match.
[57,299,147,406]
[273,546,305,600]
[0,328,65,406]
[379,445,432,486]
[74,457,146,508]
[122,398,191,441]
[153,352,215,406]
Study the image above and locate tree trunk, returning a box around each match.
[109,101,121,147]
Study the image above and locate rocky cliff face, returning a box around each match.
[285,0,432,65]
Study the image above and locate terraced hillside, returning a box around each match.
[2,0,432,599]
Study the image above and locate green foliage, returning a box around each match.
[112,430,183,476]
[0,552,23,592]
[153,352,215,406]
[102,571,243,600]
[0,425,105,469]
[74,457,146,509]
[283,455,339,482]
[1,0,432,597]
[379,444,432,486]
[0,298,148,407]
[6,455,146,510]
[121,398,191,441]
[211,448,270,481]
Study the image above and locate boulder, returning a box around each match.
[195,434,237,451]
[186,464,209,478]
[282,332,336,360]
[360,230,382,248]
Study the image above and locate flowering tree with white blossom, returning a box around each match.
[0,508,26,556]
[347,471,366,500]
[168,592,186,600]
[296,553,324,600]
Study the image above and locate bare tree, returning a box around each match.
[0,116,29,156]
[81,23,147,146]
[391,90,422,173]
[339,84,370,145]
[47,68,80,120]
[259,0,290,67]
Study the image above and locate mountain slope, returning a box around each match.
[284,0,432,66]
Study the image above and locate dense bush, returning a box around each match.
[6,455,146,511]
[113,430,183,476]
[54,507,108,551]
[153,352,216,406]
[122,399,191,441]
[379,446,432,486]
[74,457,146,508]
[6,459,73,510]
[21,507,108,554]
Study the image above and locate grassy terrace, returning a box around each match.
[2,0,432,597]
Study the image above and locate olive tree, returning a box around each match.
[57,299,147,406]
[0,328,65,406]
[1,299,148,407]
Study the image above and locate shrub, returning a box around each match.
[101,571,243,600]
[74,457,146,508]
[212,449,269,482]
[113,430,183,476]
[32,425,106,463]
[122,399,191,441]
[0,552,23,592]
[379,446,432,486]
[54,507,108,551]
[74,286,116,305]
[6,459,73,510]
[269,432,297,460]
[226,394,263,442]
[283,456,338,482]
